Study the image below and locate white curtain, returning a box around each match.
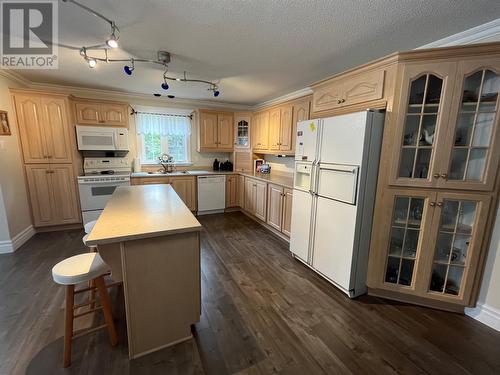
[136,113,191,136]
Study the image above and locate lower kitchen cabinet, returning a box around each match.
[244,177,267,220]
[267,184,293,236]
[25,164,80,227]
[368,188,491,307]
[170,177,197,211]
[237,175,245,207]
[226,175,238,208]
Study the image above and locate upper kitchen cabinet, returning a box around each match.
[438,59,500,191]
[388,62,457,188]
[234,113,251,149]
[312,68,386,114]
[196,109,234,152]
[73,98,129,127]
[13,93,73,164]
[252,111,269,151]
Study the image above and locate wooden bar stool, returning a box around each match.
[52,253,118,367]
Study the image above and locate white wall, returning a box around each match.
[262,154,295,174]
[0,73,33,251]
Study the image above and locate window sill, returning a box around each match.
[141,162,193,167]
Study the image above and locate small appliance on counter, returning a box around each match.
[259,164,271,174]
[213,159,233,171]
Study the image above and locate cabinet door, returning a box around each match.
[75,102,100,125]
[217,114,234,149]
[237,175,245,207]
[25,164,55,226]
[14,95,49,163]
[226,175,238,208]
[268,108,281,151]
[234,151,252,172]
[100,104,128,127]
[342,69,385,107]
[282,188,293,236]
[439,59,500,191]
[292,98,310,153]
[244,178,255,213]
[279,105,293,151]
[369,189,436,293]
[255,181,267,221]
[420,192,491,305]
[199,112,218,149]
[389,62,457,188]
[50,165,80,224]
[41,97,73,163]
[312,81,343,113]
[254,112,269,150]
[234,114,251,149]
[170,177,196,211]
[267,184,283,230]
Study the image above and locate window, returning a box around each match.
[136,112,191,164]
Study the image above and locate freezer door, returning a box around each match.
[317,163,359,205]
[295,119,321,162]
[319,112,368,165]
[289,189,313,263]
[312,196,357,293]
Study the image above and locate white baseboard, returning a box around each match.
[465,303,500,332]
[0,225,36,254]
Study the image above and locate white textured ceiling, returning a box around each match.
[14,0,500,105]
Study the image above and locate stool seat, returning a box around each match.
[52,253,109,285]
[84,220,97,234]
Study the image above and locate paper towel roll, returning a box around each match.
[133,157,141,172]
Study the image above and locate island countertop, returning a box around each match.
[86,184,202,246]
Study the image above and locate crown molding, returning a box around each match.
[0,69,31,86]
[252,87,313,110]
[418,17,500,49]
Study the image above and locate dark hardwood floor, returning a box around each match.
[1,211,500,374]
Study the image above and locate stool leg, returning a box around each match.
[63,285,75,368]
[94,276,118,346]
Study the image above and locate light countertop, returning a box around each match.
[86,184,202,246]
[131,170,294,189]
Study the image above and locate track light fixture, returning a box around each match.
[123,59,135,75]
[64,0,221,98]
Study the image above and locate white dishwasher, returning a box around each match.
[197,175,226,215]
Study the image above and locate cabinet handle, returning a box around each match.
[437,202,443,207]
[433,173,440,178]
[429,202,436,207]
[440,173,448,179]
[337,99,341,104]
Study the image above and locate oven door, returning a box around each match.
[78,179,129,211]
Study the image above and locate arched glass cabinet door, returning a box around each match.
[234,114,251,149]
[439,60,500,191]
[390,62,457,188]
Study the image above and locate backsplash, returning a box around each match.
[263,155,295,174]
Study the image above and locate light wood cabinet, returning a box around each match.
[197,110,234,152]
[25,164,79,227]
[74,99,128,127]
[234,151,253,173]
[244,177,255,213]
[368,188,491,306]
[282,188,293,237]
[14,94,73,164]
[312,68,385,113]
[234,113,251,149]
[237,175,245,207]
[252,111,269,150]
[244,177,267,220]
[226,175,238,208]
[268,108,281,151]
[267,184,283,230]
[291,99,311,153]
[170,177,197,211]
[279,105,293,151]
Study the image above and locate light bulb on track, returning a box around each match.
[87,58,96,68]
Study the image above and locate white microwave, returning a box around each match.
[76,125,129,151]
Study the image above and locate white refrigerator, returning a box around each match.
[289,110,385,298]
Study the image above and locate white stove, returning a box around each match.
[78,157,131,225]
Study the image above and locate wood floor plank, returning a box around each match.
[1,212,500,374]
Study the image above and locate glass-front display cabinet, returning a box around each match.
[371,189,490,305]
[439,60,500,191]
[234,113,251,149]
[390,62,457,188]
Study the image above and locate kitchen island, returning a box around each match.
[85,184,202,359]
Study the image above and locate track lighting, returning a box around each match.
[161,82,169,90]
[161,67,169,90]
[106,22,119,48]
[123,59,134,75]
[213,90,220,97]
[87,57,96,68]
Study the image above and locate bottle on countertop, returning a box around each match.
[213,158,219,171]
